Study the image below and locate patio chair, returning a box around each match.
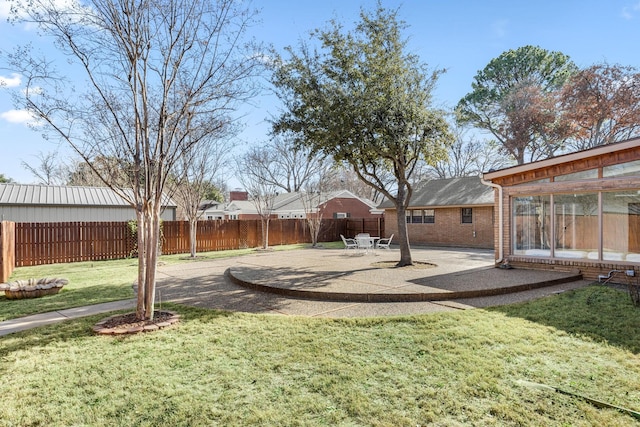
[376,234,394,249]
[340,234,358,251]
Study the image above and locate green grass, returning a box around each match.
[1,289,640,426]
[0,243,329,321]
[2,246,640,425]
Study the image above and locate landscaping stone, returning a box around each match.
[0,278,68,299]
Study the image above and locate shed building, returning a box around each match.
[0,183,177,222]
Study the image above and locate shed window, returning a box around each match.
[461,208,473,224]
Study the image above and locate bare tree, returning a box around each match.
[5,0,262,321]
[430,125,509,178]
[322,162,393,204]
[299,167,334,247]
[170,135,230,258]
[242,134,329,193]
[21,151,66,185]
[300,190,326,248]
[236,159,278,249]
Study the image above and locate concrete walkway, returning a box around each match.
[0,299,135,336]
[0,247,592,336]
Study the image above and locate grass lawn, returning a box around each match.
[1,245,640,425]
[0,243,329,321]
[0,293,639,425]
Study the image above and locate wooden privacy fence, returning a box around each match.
[0,218,384,271]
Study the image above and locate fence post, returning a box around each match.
[0,221,16,282]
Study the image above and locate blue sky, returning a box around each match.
[1,0,640,184]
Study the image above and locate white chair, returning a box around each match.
[376,234,394,249]
[340,234,358,251]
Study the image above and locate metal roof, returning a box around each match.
[0,183,176,207]
[378,176,494,209]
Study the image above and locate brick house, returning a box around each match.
[222,190,382,220]
[482,137,640,281]
[379,176,494,248]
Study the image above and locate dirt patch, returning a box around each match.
[371,261,437,269]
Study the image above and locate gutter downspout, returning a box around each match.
[481,175,503,264]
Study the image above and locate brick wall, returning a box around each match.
[322,198,379,218]
[508,257,638,282]
[385,206,494,248]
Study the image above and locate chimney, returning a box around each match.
[229,190,249,201]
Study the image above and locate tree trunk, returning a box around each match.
[396,202,413,266]
[395,184,413,267]
[135,210,146,320]
[142,209,160,320]
[189,218,197,258]
[134,205,160,320]
[261,217,270,249]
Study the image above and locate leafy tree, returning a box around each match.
[271,5,452,266]
[457,45,577,164]
[561,63,640,150]
[65,156,134,187]
[6,0,262,320]
[0,174,14,183]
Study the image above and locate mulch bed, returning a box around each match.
[93,310,180,335]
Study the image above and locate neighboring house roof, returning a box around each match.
[225,199,258,215]
[273,190,378,213]
[221,189,381,216]
[198,200,225,211]
[0,183,177,207]
[378,176,494,209]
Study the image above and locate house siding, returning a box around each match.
[385,206,494,248]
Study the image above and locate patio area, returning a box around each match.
[154,246,591,318]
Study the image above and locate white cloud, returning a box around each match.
[0,73,22,88]
[622,1,640,19]
[0,0,11,19]
[1,0,91,24]
[0,109,37,125]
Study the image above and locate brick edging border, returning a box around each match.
[225,268,583,303]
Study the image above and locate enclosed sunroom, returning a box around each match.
[482,137,640,280]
